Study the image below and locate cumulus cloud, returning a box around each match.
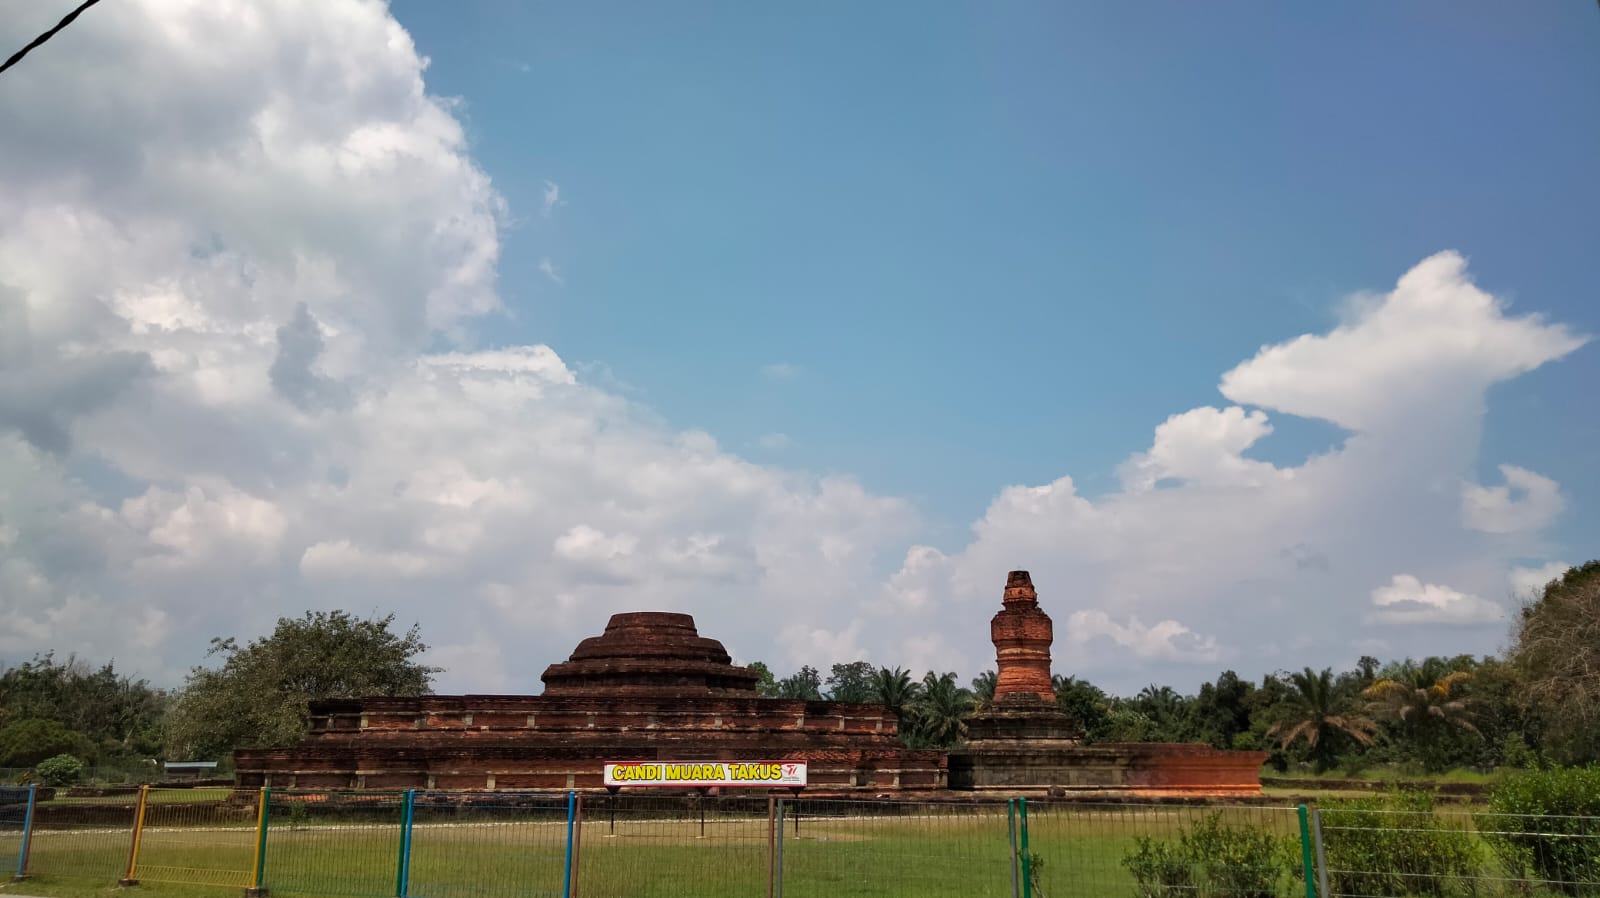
[0,0,1588,698]
[1367,574,1505,626]
[1509,562,1571,600]
[874,251,1586,689]
[1462,465,1565,533]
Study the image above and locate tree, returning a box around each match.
[872,667,919,719]
[906,671,976,748]
[1363,661,1479,772]
[1191,671,1255,751]
[165,611,439,759]
[1053,674,1112,742]
[775,665,822,701]
[0,654,171,762]
[0,719,91,768]
[825,661,876,703]
[1510,560,1600,764]
[745,662,780,698]
[971,670,997,705]
[1266,667,1378,772]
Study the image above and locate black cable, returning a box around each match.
[0,0,105,77]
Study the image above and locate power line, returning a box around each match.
[0,0,105,78]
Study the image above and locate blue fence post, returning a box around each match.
[562,791,577,898]
[395,789,416,898]
[13,784,36,881]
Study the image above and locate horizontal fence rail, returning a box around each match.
[10,786,1600,898]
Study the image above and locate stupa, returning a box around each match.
[948,571,1266,795]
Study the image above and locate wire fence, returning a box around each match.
[9,786,1600,897]
[1317,805,1600,898]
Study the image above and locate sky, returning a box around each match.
[0,0,1596,698]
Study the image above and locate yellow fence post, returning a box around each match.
[120,784,150,886]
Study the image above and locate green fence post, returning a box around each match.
[1019,798,1032,898]
[248,786,271,896]
[396,789,416,898]
[1297,804,1316,898]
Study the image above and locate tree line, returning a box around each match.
[1,561,1595,779]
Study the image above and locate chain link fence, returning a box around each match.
[9,786,1600,897]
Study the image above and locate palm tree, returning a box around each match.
[1267,667,1378,772]
[1363,663,1478,770]
[872,666,918,718]
[971,670,997,705]
[909,671,977,748]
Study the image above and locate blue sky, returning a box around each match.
[395,1,1599,552]
[1,0,1596,694]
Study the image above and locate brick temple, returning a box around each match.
[234,611,947,792]
[235,573,1264,796]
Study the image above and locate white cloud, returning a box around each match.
[1509,562,1571,600]
[756,432,791,450]
[1462,465,1565,533]
[1367,574,1505,626]
[538,257,563,284]
[0,1,1588,698]
[542,180,562,216]
[1066,610,1222,662]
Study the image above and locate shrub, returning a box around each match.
[1121,811,1297,898]
[1320,788,1479,897]
[1481,765,1600,896]
[34,753,84,786]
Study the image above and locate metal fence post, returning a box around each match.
[775,798,786,898]
[1019,798,1032,898]
[561,791,576,898]
[247,786,272,896]
[396,789,416,898]
[1310,806,1329,898]
[12,783,35,881]
[120,784,150,886]
[570,792,584,898]
[1007,798,1021,898]
[767,795,776,898]
[1297,804,1316,898]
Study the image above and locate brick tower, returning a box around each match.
[962,570,1082,744]
[991,570,1057,703]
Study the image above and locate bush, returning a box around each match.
[1121,811,1298,898]
[34,753,84,786]
[1321,788,1480,897]
[1481,765,1600,896]
[0,719,91,767]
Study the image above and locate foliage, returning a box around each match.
[1481,765,1600,895]
[775,665,822,700]
[1266,667,1377,772]
[34,753,84,786]
[0,718,92,767]
[1191,670,1254,750]
[1054,675,1113,742]
[1511,560,1600,765]
[1363,661,1479,772]
[1120,811,1297,898]
[0,653,170,762]
[905,671,975,748]
[871,666,918,718]
[165,610,439,758]
[824,661,876,703]
[745,661,779,698]
[1320,788,1480,897]
[971,670,997,705]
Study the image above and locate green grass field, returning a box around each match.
[2,799,1585,898]
[0,803,1308,898]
